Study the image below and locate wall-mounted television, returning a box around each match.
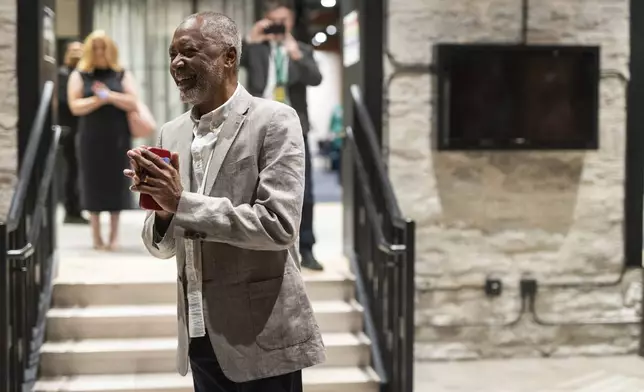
[434,44,600,150]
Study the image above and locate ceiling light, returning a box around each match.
[314,32,327,44]
[326,25,337,35]
[320,0,336,8]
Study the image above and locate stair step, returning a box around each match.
[40,333,371,376]
[52,272,356,306]
[46,301,364,340]
[35,367,380,392]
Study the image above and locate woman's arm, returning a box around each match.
[106,71,138,112]
[67,71,104,116]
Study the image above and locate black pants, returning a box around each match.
[61,126,82,216]
[299,135,315,251]
[190,335,303,392]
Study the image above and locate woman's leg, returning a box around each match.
[89,213,104,250]
[108,212,120,251]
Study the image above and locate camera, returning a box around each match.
[264,23,286,35]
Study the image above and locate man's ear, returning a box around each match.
[225,47,237,69]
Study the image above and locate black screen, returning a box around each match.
[436,44,600,150]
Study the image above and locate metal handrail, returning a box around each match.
[27,125,62,245]
[349,84,404,223]
[345,126,406,255]
[5,81,54,232]
[7,125,62,261]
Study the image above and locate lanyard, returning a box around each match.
[274,45,287,85]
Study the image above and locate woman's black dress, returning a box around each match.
[77,68,131,212]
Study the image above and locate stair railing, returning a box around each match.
[0,81,61,392]
[346,84,415,392]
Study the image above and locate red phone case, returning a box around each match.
[139,147,172,211]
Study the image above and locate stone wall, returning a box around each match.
[0,0,18,221]
[385,0,640,359]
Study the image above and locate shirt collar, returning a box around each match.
[190,82,241,135]
[270,41,288,53]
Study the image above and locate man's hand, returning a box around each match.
[248,19,275,43]
[124,152,173,221]
[124,147,183,214]
[284,34,302,60]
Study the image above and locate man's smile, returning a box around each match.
[175,74,197,89]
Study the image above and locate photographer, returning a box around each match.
[242,0,323,271]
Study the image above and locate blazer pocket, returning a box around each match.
[248,274,314,351]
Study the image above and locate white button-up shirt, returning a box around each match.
[184,83,241,338]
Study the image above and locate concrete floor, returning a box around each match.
[54,204,644,392]
[416,356,644,391]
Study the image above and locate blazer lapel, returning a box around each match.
[202,88,252,196]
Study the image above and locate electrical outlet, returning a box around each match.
[485,277,503,297]
[520,278,538,298]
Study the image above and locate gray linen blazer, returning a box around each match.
[141,86,326,382]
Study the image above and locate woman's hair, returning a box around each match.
[77,30,122,73]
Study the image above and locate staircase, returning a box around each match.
[35,255,380,392]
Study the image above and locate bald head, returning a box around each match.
[181,12,242,69]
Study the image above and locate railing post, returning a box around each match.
[0,224,7,392]
[403,220,415,392]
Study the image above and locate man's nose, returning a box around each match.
[171,56,185,69]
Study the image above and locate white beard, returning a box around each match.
[177,63,223,105]
[179,85,205,104]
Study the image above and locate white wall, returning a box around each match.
[307,50,342,154]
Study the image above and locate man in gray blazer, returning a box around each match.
[242,0,324,271]
[125,11,325,392]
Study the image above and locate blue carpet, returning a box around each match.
[312,167,342,203]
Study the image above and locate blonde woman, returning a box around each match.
[68,30,137,251]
